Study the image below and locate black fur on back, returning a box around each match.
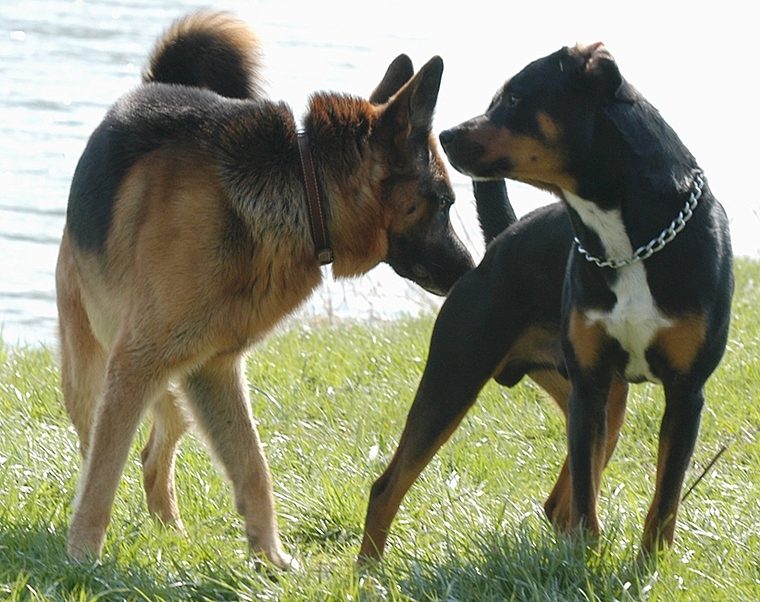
[67,12,270,252]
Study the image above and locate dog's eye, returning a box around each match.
[507,93,520,107]
[407,205,417,216]
[439,198,452,212]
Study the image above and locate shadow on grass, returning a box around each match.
[2,519,664,600]
[0,522,279,601]
[369,523,662,602]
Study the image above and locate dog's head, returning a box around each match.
[370,55,475,295]
[439,43,637,197]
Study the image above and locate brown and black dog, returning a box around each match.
[360,42,733,561]
[56,11,474,569]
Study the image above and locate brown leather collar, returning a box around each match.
[297,131,334,265]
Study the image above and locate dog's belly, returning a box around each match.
[565,191,672,383]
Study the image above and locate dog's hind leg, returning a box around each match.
[183,352,295,571]
[359,268,514,562]
[530,370,573,527]
[67,336,171,560]
[640,382,705,555]
[140,387,190,529]
[56,232,108,458]
[542,375,628,530]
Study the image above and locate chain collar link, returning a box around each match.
[573,171,704,269]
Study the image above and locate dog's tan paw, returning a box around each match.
[279,552,300,572]
[249,548,300,580]
[265,549,299,572]
[66,520,107,563]
[66,536,102,564]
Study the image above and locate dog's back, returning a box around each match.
[65,11,274,256]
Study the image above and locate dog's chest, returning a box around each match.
[565,192,671,383]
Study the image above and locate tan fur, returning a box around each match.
[469,120,577,194]
[59,145,363,568]
[536,111,561,143]
[57,14,472,570]
[568,309,607,370]
[653,314,707,373]
[642,432,679,552]
[496,325,562,368]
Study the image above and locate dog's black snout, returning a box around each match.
[439,127,485,172]
[439,129,456,146]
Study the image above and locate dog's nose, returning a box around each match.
[439,129,456,146]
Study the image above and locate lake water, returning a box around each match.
[2,0,757,346]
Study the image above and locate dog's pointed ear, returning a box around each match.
[382,55,443,138]
[370,54,414,105]
[569,43,636,103]
[407,55,444,133]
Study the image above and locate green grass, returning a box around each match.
[2,258,760,601]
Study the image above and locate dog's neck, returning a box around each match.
[301,93,390,278]
[296,131,333,265]
[564,170,705,270]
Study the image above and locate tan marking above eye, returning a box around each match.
[537,111,561,143]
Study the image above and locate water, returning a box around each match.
[2,0,757,346]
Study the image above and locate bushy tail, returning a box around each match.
[142,10,265,100]
[472,180,518,245]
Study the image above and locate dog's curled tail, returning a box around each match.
[142,10,265,100]
[473,180,518,245]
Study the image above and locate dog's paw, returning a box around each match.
[272,550,300,572]
[249,543,301,574]
[544,498,573,532]
[66,533,103,565]
[248,549,301,583]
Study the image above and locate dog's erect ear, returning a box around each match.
[569,43,633,103]
[407,55,444,133]
[382,55,444,137]
[370,54,414,105]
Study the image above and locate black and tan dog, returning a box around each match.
[56,11,474,569]
[360,42,733,561]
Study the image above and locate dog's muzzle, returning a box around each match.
[439,128,486,175]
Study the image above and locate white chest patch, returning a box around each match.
[564,191,672,383]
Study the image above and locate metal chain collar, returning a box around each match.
[573,171,704,269]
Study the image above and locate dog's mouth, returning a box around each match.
[387,253,473,297]
[439,127,483,174]
[385,214,475,296]
[390,262,449,296]
[411,264,449,296]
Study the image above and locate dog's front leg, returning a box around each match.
[562,305,615,540]
[183,353,296,571]
[543,375,628,530]
[566,371,611,540]
[641,381,705,555]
